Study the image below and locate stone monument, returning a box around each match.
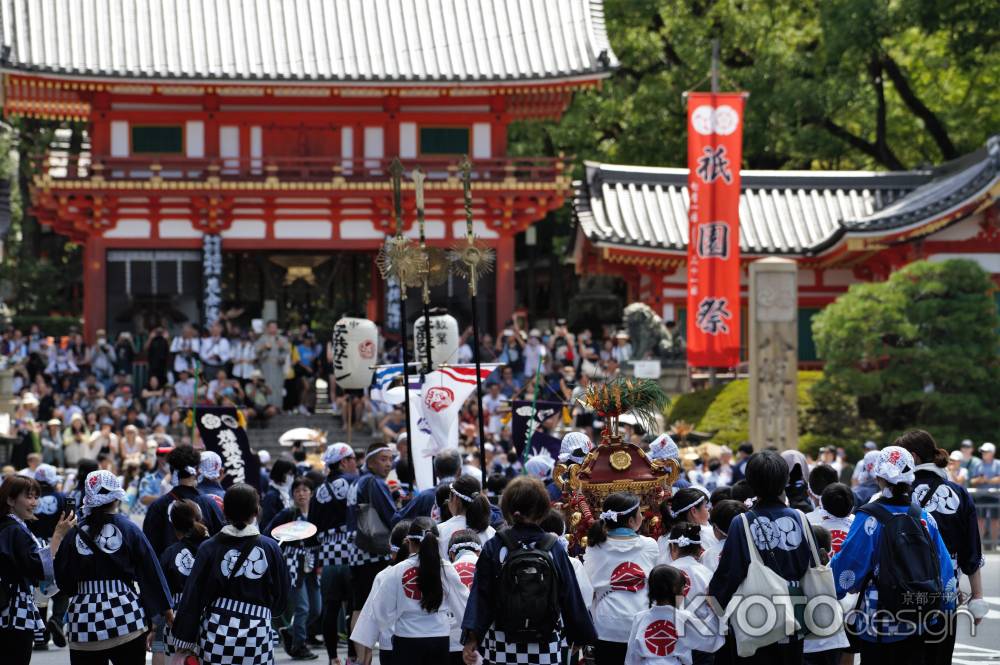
[749,258,798,450]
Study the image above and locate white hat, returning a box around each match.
[82,470,127,516]
[323,442,355,466]
[873,446,915,485]
[34,464,60,485]
[949,450,963,462]
[648,434,679,462]
[20,393,39,408]
[558,431,592,465]
[981,442,995,454]
[199,451,224,481]
[258,450,271,465]
[856,450,881,484]
[525,453,555,480]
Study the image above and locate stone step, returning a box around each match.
[246,410,376,458]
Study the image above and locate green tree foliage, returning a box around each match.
[511,0,999,171]
[0,118,84,316]
[665,371,874,456]
[812,259,1000,445]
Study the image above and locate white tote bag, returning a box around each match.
[723,513,797,657]
[796,510,844,638]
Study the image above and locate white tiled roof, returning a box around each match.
[575,137,1000,256]
[0,0,617,83]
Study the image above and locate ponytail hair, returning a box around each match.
[450,475,491,533]
[408,517,444,613]
[587,492,641,547]
[389,519,412,565]
[895,429,948,468]
[169,498,209,541]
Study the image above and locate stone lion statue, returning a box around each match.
[623,302,675,359]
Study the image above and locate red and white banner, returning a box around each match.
[686,92,745,367]
[421,364,500,460]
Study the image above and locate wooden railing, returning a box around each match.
[36,154,567,184]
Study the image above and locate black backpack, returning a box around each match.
[856,502,942,614]
[494,529,560,641]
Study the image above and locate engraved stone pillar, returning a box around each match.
[749,258,798,451]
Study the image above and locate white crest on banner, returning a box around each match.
[200,413,221,430]
[420,364,500,455]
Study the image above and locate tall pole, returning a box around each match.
[412,168,434,376]
[460,158,488,461]
[389,157,414,448]
[709,38,720,387]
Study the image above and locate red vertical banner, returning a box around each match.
[686,92,745,368]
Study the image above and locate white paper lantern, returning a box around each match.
[332,317,378,390]
[414,313,460,368]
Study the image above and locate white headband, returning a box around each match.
[666,535,701,547]
[600,500,640,523]
[449,541,483,556]
[669,495,706,518]
[365,446,391,462]
[390,544,400,554]
[450,484,480,503]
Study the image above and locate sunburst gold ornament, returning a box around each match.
[376,235,426,297]
[449,241,495,297]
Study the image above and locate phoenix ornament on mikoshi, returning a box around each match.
[555,377,679,549]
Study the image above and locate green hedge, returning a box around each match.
[663,371,872,459]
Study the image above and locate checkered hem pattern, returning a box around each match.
[67,578,146,643]
[163,592,184,655]
[212,597,272,621]
[483,628,563,665]
[0,588,44,632]
[195,603,277,665]
[315,526,353,567]
[349,542,392,567]
[171,638,197,652]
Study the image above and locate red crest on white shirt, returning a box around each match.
[454,562,476,589]
[644,619,678,656]
[609,562,646,593]
[830,529,847,553]
[402,566,421,600]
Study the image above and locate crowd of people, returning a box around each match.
[0,319,993,665]
[0,422,990,665]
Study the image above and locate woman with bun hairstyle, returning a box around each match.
[353,517,469,665]
[351,519,412,665]
[658,487,717,564]
[437,475,496,559]
[170,483,290,665]
[831,446,954,664]
[897,430,985,665]
[623,565,723,665]
[584,492,661,665]
[461,476,596,665]
[155,499,209,661]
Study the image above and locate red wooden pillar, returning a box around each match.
[495,234,515,327]
[83,237,106,344]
